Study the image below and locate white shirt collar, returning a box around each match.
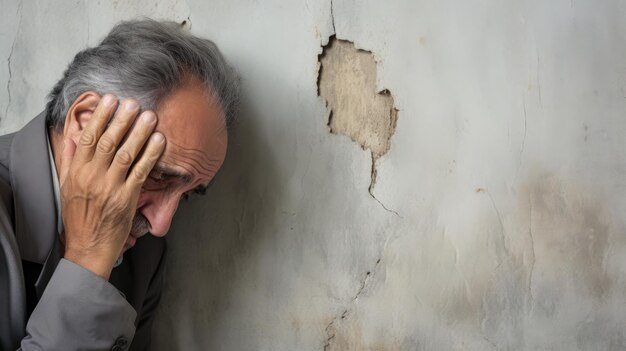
[45,133,63,235]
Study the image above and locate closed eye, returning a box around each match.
[142,174,169,191]
[181,182,211,201]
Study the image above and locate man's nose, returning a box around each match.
[138,193,181,237]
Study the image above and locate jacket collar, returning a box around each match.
[10,112,58,264]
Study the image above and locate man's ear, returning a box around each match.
[63,91,103,142]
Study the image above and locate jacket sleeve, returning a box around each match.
[18,259,136,351]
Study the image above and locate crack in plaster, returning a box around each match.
[476,188,510,268]
[527,192,535,310]
[514,98,528,185]
[317,7,397,348]
[483,336,499,350]
[329,0,336,34]
[448,231,473,305]
[536,55,543,108]
[322,258,382,351]
[4,0,23,122]
[519,98,527,167]
[477,187,526,347]
[317,37,400,217]
[368,153,401,217]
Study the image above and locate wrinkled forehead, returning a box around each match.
[157,79,227,147]
[153,79,228,178]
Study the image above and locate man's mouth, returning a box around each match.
[126,234,138,247]
[126,212,150,248]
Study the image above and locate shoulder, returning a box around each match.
[0,132,16,188]
[0,132,15,218]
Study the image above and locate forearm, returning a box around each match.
[18,259,136,350]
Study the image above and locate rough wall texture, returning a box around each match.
[2,0,626,350]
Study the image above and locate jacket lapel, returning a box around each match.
[10,112,59,265]
[34,233,62,298]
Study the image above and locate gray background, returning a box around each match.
[2,0,626,350]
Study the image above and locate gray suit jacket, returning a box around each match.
[0,113,166,350]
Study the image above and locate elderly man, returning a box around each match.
[0,19,239,350]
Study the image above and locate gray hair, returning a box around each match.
[45,18,240,130]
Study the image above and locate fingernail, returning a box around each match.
[125,99,139,111]
[143,112,156,123]
[102,94,116,106]
[152,132,164,143]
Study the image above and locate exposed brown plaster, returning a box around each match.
[317,36,400,216]
[318,37,398,159]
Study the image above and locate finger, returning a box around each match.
[126,133,166,187]
[91,99,141,167]
[59,138,76,186]
[109,111,158,179]
[73,94,118,164]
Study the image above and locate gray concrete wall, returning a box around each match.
[2,0,626,349]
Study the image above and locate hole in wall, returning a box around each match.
[317,36,399,200]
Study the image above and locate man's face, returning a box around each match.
[123,78,228,250]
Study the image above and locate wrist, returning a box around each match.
[64,247,116,280]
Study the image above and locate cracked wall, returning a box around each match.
[3,0,626,350]
[317,37,399,215]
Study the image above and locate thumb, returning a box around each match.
[60,138,76,184]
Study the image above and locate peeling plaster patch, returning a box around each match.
[318,37,398,163]
[329,0,336,34]
[317,36,399,215]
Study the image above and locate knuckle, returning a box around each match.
[132,165,149,182]
[78,132,96,147]
[143,148,159,162]
[96,136,116,154]
[115,149,134,167]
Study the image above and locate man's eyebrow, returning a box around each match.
[152,164,193,184]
